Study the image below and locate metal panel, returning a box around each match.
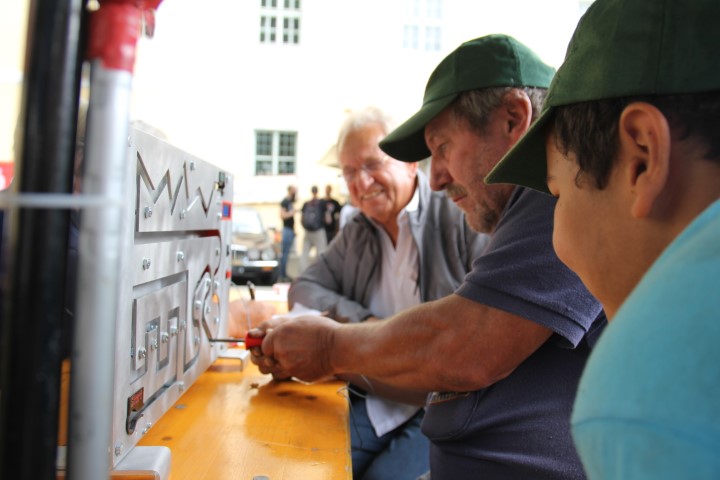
[110,128,233,466]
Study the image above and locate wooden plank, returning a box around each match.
[137,358,351,480]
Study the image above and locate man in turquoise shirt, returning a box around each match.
[487,0,720,478]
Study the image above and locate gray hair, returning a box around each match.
[336,106,397,155]
[451,87,548,136]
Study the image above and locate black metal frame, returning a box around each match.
[0,1,88,478]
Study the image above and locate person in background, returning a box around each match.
[486,0,720,477]
[288,106,488,480]
[278,185,297,283]
[299,185,327,272]
[251,35,605,479]
[322,184,342,244]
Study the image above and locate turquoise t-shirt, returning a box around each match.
[572,199,720,479]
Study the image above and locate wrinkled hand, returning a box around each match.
[228,299,277,338]
[250,314,340,383]
[248,315,294,380]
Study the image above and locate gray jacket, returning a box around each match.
[288,171,489,322]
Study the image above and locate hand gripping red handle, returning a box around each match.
[244,333,263,349]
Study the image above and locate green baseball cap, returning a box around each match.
[486,0,720,193]
[379,34,555,162]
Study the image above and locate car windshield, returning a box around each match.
[233,208,264,235]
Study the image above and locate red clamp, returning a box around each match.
[87,0,164,72]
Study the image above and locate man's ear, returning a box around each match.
[503,90,532,142]
[617,102,672,218]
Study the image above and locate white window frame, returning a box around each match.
[254,130,297,176]
[403,0,443,52]
[260,0,301,45]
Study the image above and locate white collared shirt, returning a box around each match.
[365,187,422,437]
[368,188,421,318]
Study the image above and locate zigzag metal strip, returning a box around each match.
[136,151,215,217]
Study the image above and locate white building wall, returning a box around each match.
[130,0,587,215]
[0,0,590,230]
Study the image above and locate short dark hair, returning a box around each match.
[553,91,720,190]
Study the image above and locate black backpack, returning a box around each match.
[301,200,323,231]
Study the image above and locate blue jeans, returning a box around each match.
[279,227,295,278]
[350,393,430,480]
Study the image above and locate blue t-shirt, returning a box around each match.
[422,187,605,480]
[572,199,720,480]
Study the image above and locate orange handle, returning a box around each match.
[244,333,263,349]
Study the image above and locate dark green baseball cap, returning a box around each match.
[379,34,555,162]
[486,0,720,193]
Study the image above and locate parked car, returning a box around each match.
[230,206,279,285]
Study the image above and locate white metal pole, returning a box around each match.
[67,3,144,478]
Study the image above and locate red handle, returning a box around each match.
[244,333,263,349]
